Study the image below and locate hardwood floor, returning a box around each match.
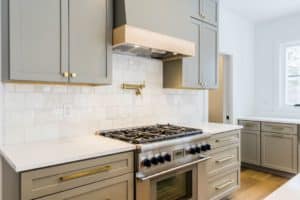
[231,168,289,200]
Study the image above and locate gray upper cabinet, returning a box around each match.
[198,22,218,88]
[163,0,219,89]
[199,0,219,26]
[2,0,112,85]
[3,0,68,83]
[69,0,112,85]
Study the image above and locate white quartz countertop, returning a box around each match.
[0,135,136,172]
[265,174,300,200]
[239,116,300,124]
[0,123,242,173]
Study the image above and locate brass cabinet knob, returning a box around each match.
[62,72,69,78]
[70,73,77,78]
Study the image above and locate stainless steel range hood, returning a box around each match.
[113,0,195,60]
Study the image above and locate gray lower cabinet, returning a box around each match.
[37,173,133,200]
[3,152,134,200]
[2,0,112,85]
[241,130,261,165]
[261,132,297,173]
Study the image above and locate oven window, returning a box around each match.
[156,171,193,200]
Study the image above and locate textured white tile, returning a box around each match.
[0,55,207,145]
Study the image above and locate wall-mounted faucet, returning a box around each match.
[122,82,146,96]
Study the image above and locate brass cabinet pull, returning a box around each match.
[216,156,234,163]
[70,73,77,78]
[215,138,236,143]
[59,165,112,182]
[215,180,234,190]
[62,72,69,78]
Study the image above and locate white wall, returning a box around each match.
[254,13,300,118]
[219,5,256,121]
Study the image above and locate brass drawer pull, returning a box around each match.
[59,165,112,182]
[215,180,234,190]
[215,138,236,143]
[70,73,77,78]
[62,72,69,78]
[216,156,234,163]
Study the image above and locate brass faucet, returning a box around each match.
[122,82,146,96]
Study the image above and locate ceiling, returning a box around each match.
[222,0,300,22]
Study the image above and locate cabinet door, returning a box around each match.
[68,0,112,85]
[241,130,261,165]
[9,0,68,82]
[199,22,218,89]
[261,132,297,173]
[199,0,218,26]
[37,173,134,200]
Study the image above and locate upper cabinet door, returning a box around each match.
[8,0,68,82]
[68,0,112,85]
[199,22,218,89]
[200,0,219,26]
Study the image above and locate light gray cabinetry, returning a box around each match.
[238,120,261,165]
[68,0,112,84]
[3,0,67,83]
[241,130,261,165]
[207,130,241,200]
[199,0,219,26]
[37,173,133,200]
[261,132,297,173]
[2,152,134,200]
[2,0,111,85]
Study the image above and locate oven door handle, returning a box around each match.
[136,156,210,181]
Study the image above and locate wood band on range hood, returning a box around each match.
[113,25,195,57]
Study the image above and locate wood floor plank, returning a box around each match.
[231,168,289,200]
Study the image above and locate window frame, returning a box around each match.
[279,41,300,109]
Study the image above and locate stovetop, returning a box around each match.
[98,124,203,144]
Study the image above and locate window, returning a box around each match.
[281,43,300,106]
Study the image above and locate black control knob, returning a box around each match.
[201,145,208,151]
[158,155,165,164]
[206,144,211,151]
[151,157,159,165]
[142,159,151,168]
[195,146,201,153]
[164,154,172,162]
[189,148,197,155]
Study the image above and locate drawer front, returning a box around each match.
[208,169,239,200]
[238,120,260,131]
[37,173,134,200]
[207,145,239,176]
[21,152,134,200]
[262,122,297,135]
[210,131,240,149]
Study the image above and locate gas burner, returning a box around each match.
[99,124,203,144]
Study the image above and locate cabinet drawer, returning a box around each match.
[262,122,297,135]
[21,152,133,200]
[208,169,239,200]
[207,145,239,176]
[238,120,260,131]
[37,173,134,200]
[210,131,240,149]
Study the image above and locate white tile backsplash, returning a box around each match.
[0,54,208,145]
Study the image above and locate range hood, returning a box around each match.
[113,0,195,60]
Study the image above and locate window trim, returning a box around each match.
[279,41,300,109]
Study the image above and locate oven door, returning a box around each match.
[136,157,209,200]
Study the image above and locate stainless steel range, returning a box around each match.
[99,124,211,200]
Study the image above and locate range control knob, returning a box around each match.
[164,154,172,162]
[206,144,211,151]
[201,145,208,151]
[189,148,197,155]
[195,146,201,153]
[142,159,152,168]
[158,155,165,164]
[151,157,159,165]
